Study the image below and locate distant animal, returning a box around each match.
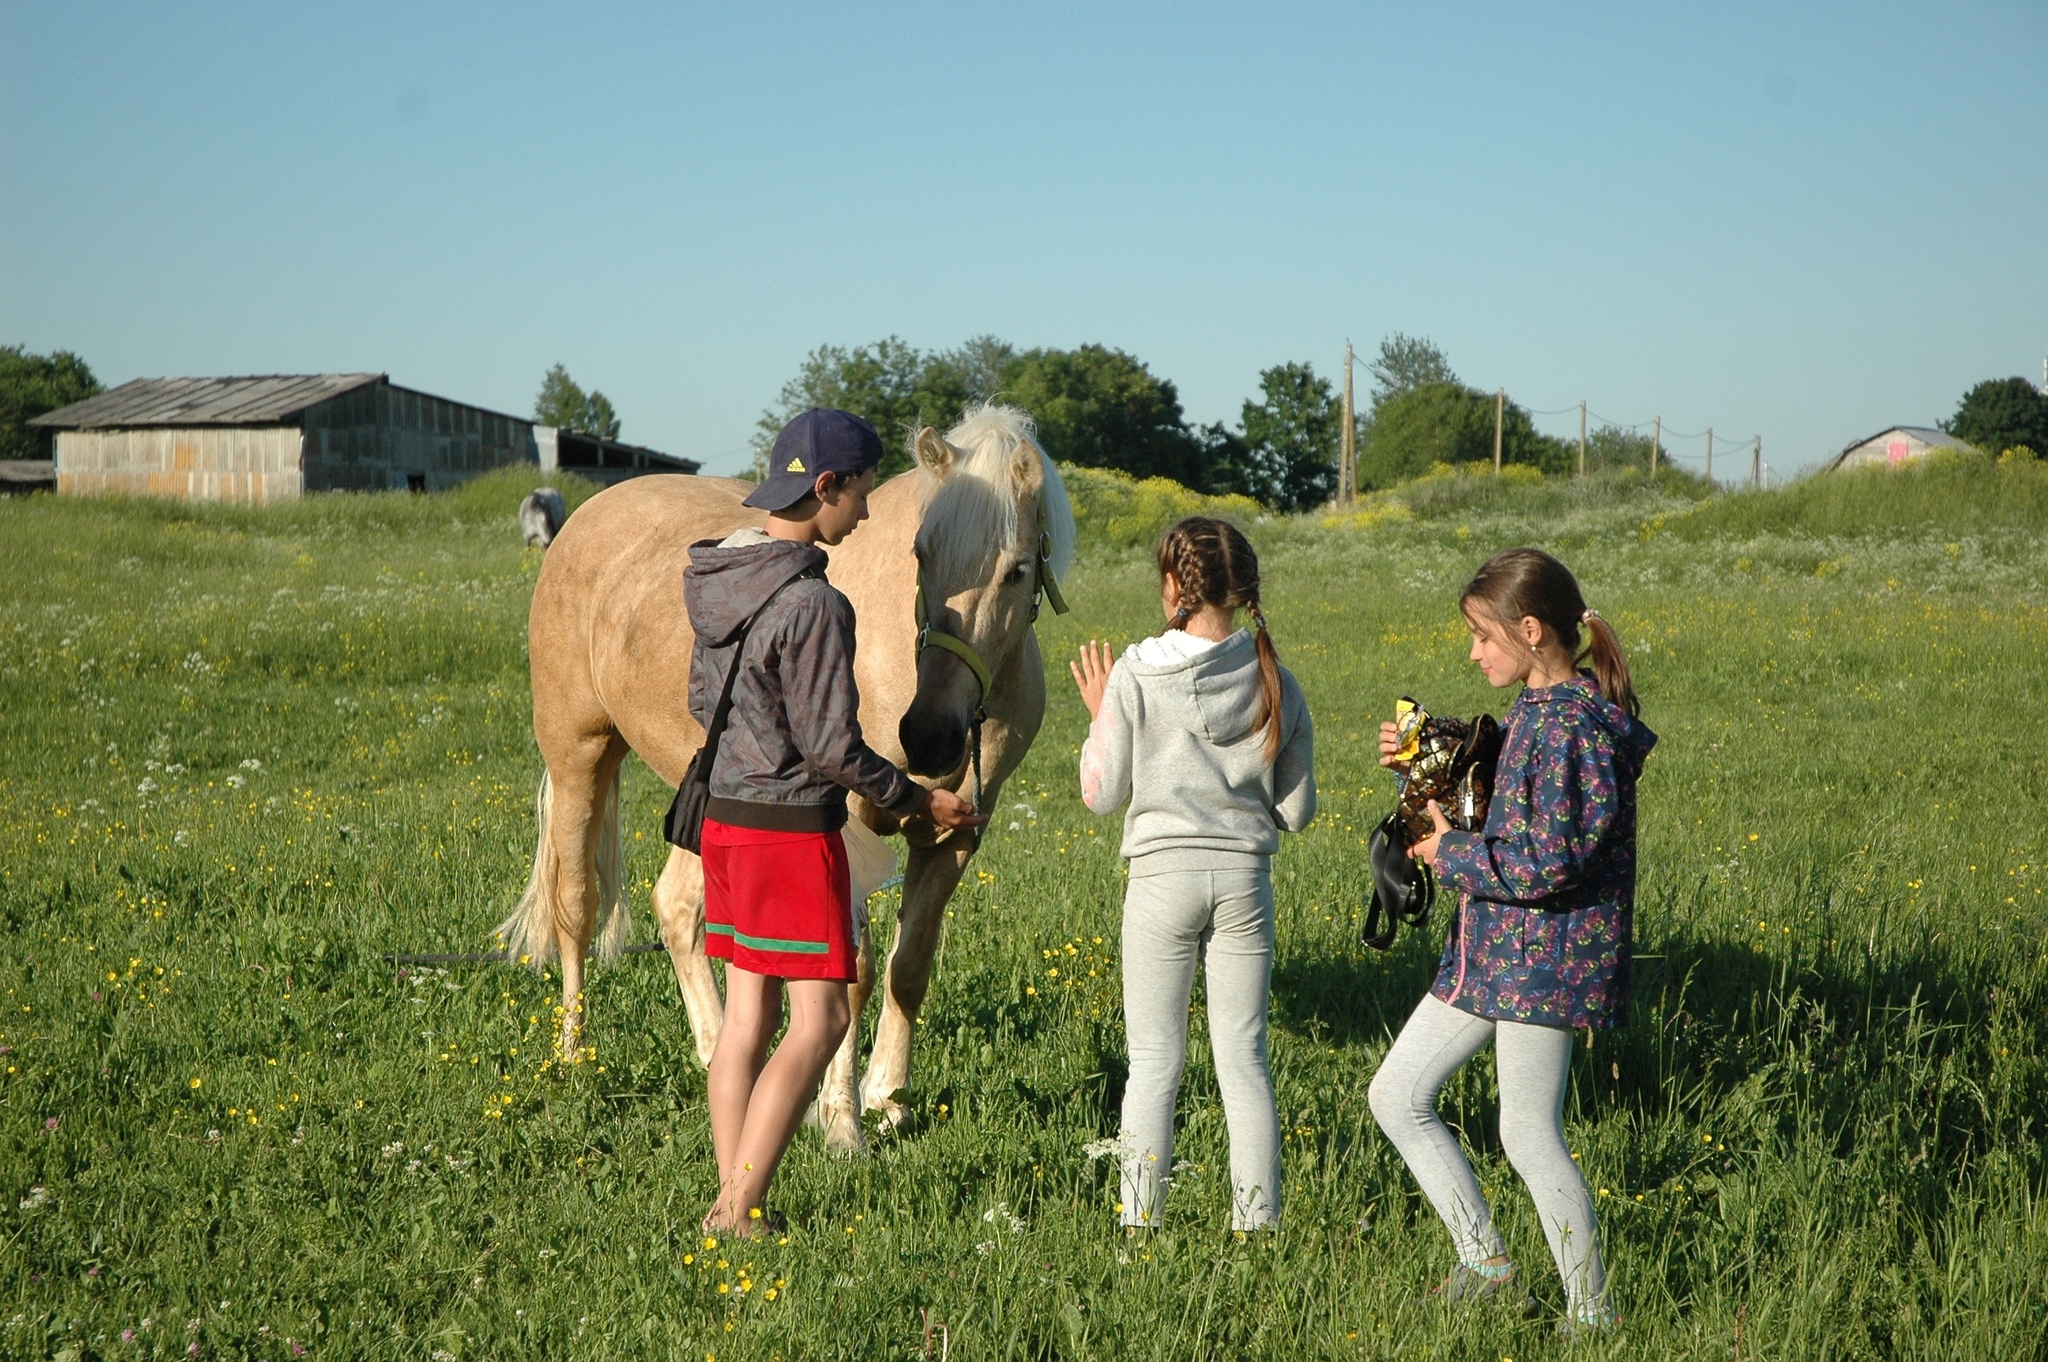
[501,404,1075,1153]
[519,488,568,548]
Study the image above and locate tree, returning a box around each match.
[1945,377,2048,457]
[997,344,1209,485]
[533,363,622,440]
[1357,381,1572,488]
[1236,362,1341,512]
[1367,334,1458,410]
[751,337,978,479]
[942,335,1016,404]
[0,346,101,460]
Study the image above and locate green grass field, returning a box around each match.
[3,457,2045,1360]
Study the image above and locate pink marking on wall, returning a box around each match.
[1887,440,1910,464]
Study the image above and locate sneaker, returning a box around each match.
[1429,1262,1519,1304]
[1555,1308,1619,1340]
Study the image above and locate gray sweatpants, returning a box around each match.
[1119,865,1281,1231]
[1367,993,1608,1318]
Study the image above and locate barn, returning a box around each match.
[29,373,699,502]
[1826,425,1976,472]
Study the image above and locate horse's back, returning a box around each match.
[530,475,757,779]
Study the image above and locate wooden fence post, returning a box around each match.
[1493,388,1504,474]
[1340,341,1355,504]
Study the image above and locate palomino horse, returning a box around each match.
[499,404,1076,1152]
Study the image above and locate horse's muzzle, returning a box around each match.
[899,709,968,779]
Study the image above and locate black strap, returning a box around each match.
[695,567,820,783]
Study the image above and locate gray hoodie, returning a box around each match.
[1079,628,1316,874]
[684,535,922,831]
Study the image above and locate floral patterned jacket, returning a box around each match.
[1429,673,1656,1029]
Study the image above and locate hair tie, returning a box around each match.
[1581,608,1600,624]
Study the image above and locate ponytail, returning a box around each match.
[1577,610,1638,719]
[1157,516,1285,762]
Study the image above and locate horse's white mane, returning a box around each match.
[914,403,1077,585]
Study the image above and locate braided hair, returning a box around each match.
[1155,516,1285,761]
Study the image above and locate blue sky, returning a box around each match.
[4,2,2044,477]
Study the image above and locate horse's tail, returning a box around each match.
[496,766,630,966]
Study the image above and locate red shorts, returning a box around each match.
[700,818,856,982]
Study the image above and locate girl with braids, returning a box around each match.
[1071,516,1316,1232]
[1369,547,1655,1336]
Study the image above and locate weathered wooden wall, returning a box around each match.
[299,385,535,491]
[54,427,305,502]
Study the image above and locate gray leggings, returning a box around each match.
[1367,993,1608,1316]
[1119,866,1281,1231]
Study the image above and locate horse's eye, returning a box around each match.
[1004,563,1028,586]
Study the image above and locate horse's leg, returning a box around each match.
[860,835,971,1126]
[548,736,628,1060]
[817,906,875,1154]
[650,845,725,1070]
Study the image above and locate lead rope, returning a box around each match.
[967,704,985,850]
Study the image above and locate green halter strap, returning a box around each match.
[914,498,1067,707]
[914,498,1067,844]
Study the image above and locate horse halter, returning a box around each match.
[912,499,1069,841]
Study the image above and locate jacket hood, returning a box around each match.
[1523,672,1657,772]
[684,539,827,646]
[1119,628,1269,747]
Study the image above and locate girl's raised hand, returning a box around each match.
[1069,640,1113,719]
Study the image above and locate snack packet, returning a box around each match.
[1392,697,1427,763]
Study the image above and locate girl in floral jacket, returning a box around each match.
[1368,547,1656,1336]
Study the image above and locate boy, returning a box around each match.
[686,407,983,1235]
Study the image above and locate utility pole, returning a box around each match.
[1750,436,1761,488]
[1651,416,1660,476]
[1705,427,1714,485]
[1578,401,1587,477]
[1493,388,1504,475]
[1340,340,1355,504]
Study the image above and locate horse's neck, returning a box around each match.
[824,475,921,640]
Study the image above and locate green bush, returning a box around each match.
[1059,463,1262,553]
[1357,383,1573,488]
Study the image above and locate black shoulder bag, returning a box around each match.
[663,568,818,854]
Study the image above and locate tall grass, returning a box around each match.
[0,462,2043,1359]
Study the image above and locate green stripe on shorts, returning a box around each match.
[704,922,829,955]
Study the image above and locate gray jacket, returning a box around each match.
[684,537,922,831]
[1079,628,1316,873]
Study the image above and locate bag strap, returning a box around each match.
[694,566,821,781]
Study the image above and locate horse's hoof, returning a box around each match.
[821,1105,866,1157]
[861,1088,911,1130]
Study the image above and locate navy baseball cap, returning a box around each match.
[743,408,886,511]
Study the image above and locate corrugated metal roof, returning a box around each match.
[28,374,386,428]
[1889,426,1969,447]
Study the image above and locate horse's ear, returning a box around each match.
[1008,434,1046,493]
[914,427,959,476]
